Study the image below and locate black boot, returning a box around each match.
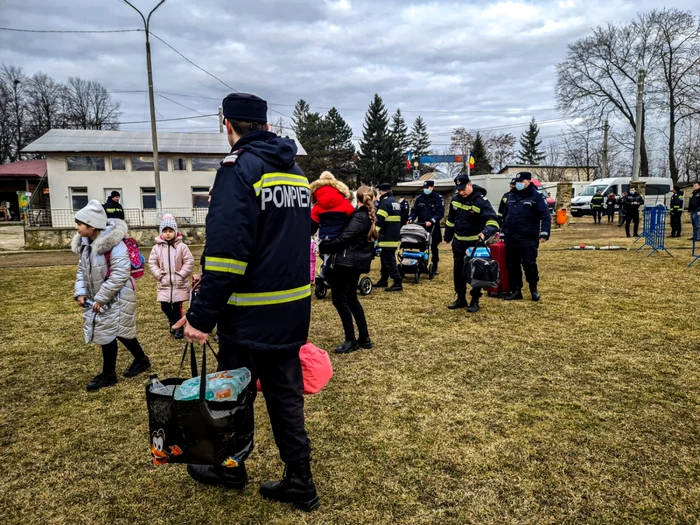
[357,337,373,349]
[447,294,468,310]
[187,463,248,489]
[375,278,388,288]
[385,279,403,292]
[530,286,541,302]
[86,372,117,392]
[335,340,359,354]
[504,290,524,301]
[433,263,440,276]
[260,459,320,512]
[466,297,480,313]
[123,356,151,378]
[174,328,185,340]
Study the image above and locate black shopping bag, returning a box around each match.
[463,239,500,289]
[146,342,254,467]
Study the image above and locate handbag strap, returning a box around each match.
[465,237,491,261]
[178,340,220,379]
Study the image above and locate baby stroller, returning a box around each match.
[398,224,436,284]
[312,240,373,300]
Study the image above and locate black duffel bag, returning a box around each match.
[146,342,254,468]
[463,239,500,289]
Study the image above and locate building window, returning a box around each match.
[131,156,168,172]
[191,157,220,172]
[67,156,105,171]
[173,157,187,171]
[70,187,89,211]
[141,187,156,210]
[111,157,126,171]
[104,188,123,204]
[192,186,211,208]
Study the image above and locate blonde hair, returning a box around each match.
[356,186,379,242]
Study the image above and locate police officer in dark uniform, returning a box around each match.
[591,189,605,224]
[174,93,319,512]
[670,186,683,238]
[498,179,515,225]
[408,180,445,274]
[399,196,410,227]
[501,172,551,301]
[444,174,500,313]
[102,191,125,220]
[623,188,644,237]
[375,183,403,292]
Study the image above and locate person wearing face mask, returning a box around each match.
[622,187,644,238]
[501,172,551,301]
[408,180,445,275]
[443,174,500,312]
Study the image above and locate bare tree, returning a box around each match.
[1,65,28,161]
[65,77,121,130]
[487,133,516,171]
[25,73,67,144]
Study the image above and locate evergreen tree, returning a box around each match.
[324,107,356,185]
[291,99,310,136]
[409,116,431,165]
[295,111,331,179]
[388,109,410,183]
[359,94,393,186]
[471,132,492,175]
[517,117,546,164]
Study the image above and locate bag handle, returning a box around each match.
[179,340,220,380]
[465,237,491,261]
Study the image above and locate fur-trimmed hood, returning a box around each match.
[71,219,128,255]
[310,171,351,202]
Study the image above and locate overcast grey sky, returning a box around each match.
[1,0,698,148]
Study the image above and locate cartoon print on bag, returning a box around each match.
[150,429,183,465]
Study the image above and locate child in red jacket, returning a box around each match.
[310,171,355,278]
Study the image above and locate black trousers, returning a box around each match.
[101,337,146,374]
[380,248,401,281]
[505,244,540,292]
[625,212,640,237]
[161,301,183,326]
[607,207,615,222]
[452,245,482,299]
[217,335,311,465]
[430,226,442,267]
[670,211,682,237]
[331,266,369,342]
[593,208,603,223]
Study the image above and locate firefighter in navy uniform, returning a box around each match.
[497,179,515,225]
[443,174,500,313]
[591,189,605,224]
[375,183,403,292]
[670,186,683,238]
[501,172,551,302]
[174,93,319,512]
[622,188,644,237]
[102,191,125,220]
[399,196,410,226]
[408,180,445,274]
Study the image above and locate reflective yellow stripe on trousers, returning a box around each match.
[228,284,311,306]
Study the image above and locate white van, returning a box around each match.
[570,177,673,217]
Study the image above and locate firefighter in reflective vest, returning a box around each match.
[375,183,403,292]
[174,93,319,512]
[497,179,515,225]
[102,191,125,220]
[670,186,683,238]
[591,189,605,224]
[443,174,500,313]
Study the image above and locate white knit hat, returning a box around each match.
[75,199,108,230]
[159,214,178,234]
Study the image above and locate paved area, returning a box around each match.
[0,225,25,252]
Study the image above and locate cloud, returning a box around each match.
[1,0,698,144]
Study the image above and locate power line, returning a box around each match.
[117,113,217,125]
[0,26,142,34]
[157,93,206,115]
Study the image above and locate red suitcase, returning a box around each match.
[485,241,510,297]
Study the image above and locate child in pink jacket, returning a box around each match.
[148,215,194,339]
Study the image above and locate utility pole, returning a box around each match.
[631,69,645,181]
[13,79,21,161]
[601,118,609,179]
[123,0,166,216]
[218,106,224,133]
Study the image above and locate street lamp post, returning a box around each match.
[13,79,21,161]
[123,0,166,216]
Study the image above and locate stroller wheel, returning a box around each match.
[428,263,435,280]
[314,281,328,299]
[414,272,421,284]
[358,276,373,296]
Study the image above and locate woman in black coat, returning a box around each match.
[319,186,378,354]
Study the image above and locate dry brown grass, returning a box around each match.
[1,222,699,524]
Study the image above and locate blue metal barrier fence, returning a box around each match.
[636,205,672,257]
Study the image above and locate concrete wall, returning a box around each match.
[25,225,206,250]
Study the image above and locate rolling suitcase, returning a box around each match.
[485,241,510,297]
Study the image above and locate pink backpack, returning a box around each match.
[256,341,333,395]
[105,238,146,279]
